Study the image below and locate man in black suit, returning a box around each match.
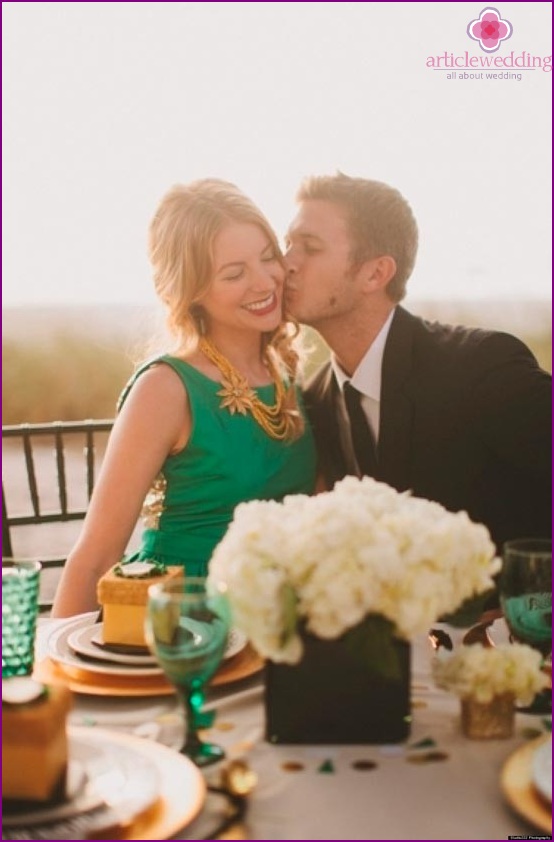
[284,173,551,551]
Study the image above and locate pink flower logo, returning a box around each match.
[467,7,513,53]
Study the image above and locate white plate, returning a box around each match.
[3,729,160,828]
[46,616,163,677]
[83,623,245,662]
[68,623,157,666]
[48,615,245,677]
[224,627,247,661]
[532,737,552,803]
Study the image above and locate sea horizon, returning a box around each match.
[2,298,551,344]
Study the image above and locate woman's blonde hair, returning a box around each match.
[148,178,304,438]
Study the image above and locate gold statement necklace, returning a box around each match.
[198,337,297,440]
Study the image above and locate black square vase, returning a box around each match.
[265,629,411,744]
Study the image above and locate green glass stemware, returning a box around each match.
[145,577,230,766]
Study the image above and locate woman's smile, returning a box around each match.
[242,292,279,315]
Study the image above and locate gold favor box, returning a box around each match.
[2,684,72,802]
[97,564,183,647]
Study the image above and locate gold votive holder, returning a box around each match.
[460,692,515,739]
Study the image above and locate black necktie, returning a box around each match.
[343,381,378,477]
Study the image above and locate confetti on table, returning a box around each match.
[230,740,254,755]
[352,759,378,771]
[407,751,449,764]
[215,721,235,731]
[410,737,436,749]
[317,759,335,774]
[542,718,552,732]
[157,712,181,724]
[281,761,305,772]
[411,700,428,709]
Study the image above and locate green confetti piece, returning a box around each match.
[541,718,552,732]
[81,716,96,726]
[410,737,436,749]
[318,759,335,774]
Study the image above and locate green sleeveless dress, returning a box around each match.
[119,355,317,576]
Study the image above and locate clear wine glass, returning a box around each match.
[499,538,552,714]
[145,577,230,766]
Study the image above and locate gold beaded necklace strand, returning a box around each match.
[198,337,297,440]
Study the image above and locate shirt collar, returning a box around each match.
[331,309,395,401]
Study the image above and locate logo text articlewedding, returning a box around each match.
[426,51,551,72]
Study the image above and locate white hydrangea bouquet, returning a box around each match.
[432,643,548,705]
[208,476,501,675]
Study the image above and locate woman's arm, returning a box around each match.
[52,364,190,617]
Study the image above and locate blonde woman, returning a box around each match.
[53,180,316,616]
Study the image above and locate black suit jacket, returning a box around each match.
[304,307,551,550]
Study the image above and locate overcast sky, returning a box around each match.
[3,2,552,307]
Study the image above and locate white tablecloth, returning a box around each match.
[35,619,550,841]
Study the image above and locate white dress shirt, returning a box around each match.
[331,309,395,474]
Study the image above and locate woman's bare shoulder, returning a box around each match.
[117,362,190,430]
[130,359,188,399]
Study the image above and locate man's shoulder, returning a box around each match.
[400,307,538,363]
[402,306,495,346]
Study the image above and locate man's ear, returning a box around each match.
[357,255,397,293]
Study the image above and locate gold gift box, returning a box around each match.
[97,564,183,647]
[2,683,72,802]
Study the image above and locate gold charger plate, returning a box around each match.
[35,642,263,696]
[34,657,175,696]
[500,734,552,834]
[69,726,206,840]
[211,642,264,687]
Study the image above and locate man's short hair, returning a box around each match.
[296,173,418,302]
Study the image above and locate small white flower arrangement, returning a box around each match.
[432,643,548,704]
[208,476,501,664]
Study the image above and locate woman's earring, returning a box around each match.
[192,306,206,335]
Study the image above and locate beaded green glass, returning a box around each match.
[2,560,41,678]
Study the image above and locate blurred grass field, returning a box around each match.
[2,301,551,424]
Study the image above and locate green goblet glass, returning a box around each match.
[499,538,552,714]
[145,577,230,767]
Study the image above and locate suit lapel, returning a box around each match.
[377,307,415,491]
